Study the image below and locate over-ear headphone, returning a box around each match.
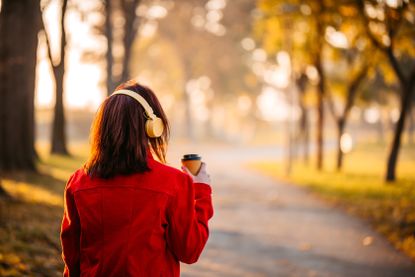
[111,89,164,138]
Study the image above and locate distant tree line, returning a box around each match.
[256,0,415,182]
[1,0,413,184]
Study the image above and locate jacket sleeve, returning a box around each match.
[60,174,81,277]
[166,174,214,264]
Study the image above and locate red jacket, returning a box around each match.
[60,152,213,277]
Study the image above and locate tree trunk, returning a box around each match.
[0,0,41,171]
[303,110,310,164]
[295,72,309,164]
[120,36,133,83]
[386,84,414,181]
[408,104,414,145]
[51,66,68,154]
[50,0,69,155]
[314,5,326,171]
[336,119,345,170]
[118,0,141,84]
[384,44,415,181]
[297,99,309,164]
[105,0,114,96]
[315,64,325,170]
[335,64,367,171]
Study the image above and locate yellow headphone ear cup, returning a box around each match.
[145,117,164,138]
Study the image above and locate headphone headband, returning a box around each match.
[109,88,164,138]
[111,89,156,119]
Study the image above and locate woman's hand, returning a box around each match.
[181,162,211,184]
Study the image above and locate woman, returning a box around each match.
[60,81,213,276]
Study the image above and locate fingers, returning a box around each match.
[182,162,210,184]
[181,165,189,173]
[199,162,207,172]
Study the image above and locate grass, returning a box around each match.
[250,142,415,261]
[0,143,88,276]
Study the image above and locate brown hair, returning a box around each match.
[84,81,170,179]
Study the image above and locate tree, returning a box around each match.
[324,2,375,170]
[294,71,310,163]
[328,59,371,170]
[0,0,41,171]
[311,1,329,171]
[42,0,69,155]
[104,0,114,95]
[157,0,207,140]
[157,0,258,140]
[104,0,142,95]
[256,2,314,165]
[256,0,332,170]
[358,0,415,181]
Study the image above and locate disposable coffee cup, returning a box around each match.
[181,154,202,176]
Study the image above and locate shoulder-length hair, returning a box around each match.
[84,81,170,179]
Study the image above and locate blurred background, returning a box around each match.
[0,0,415,276]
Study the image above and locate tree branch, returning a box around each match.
[119,0,141,82]
[343,60,370,119]
[357,0,387,52]
[386,46,406,87]
[358,0,409,88]
[59,0,68,67]
[123,0,141,47]
[40,0,68,70]
[385,2,408,41]
[40,17,55,69]
[325,88,339,121]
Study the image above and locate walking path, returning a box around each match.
[168,145,415,277]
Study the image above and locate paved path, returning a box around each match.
[167,145,415,277]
